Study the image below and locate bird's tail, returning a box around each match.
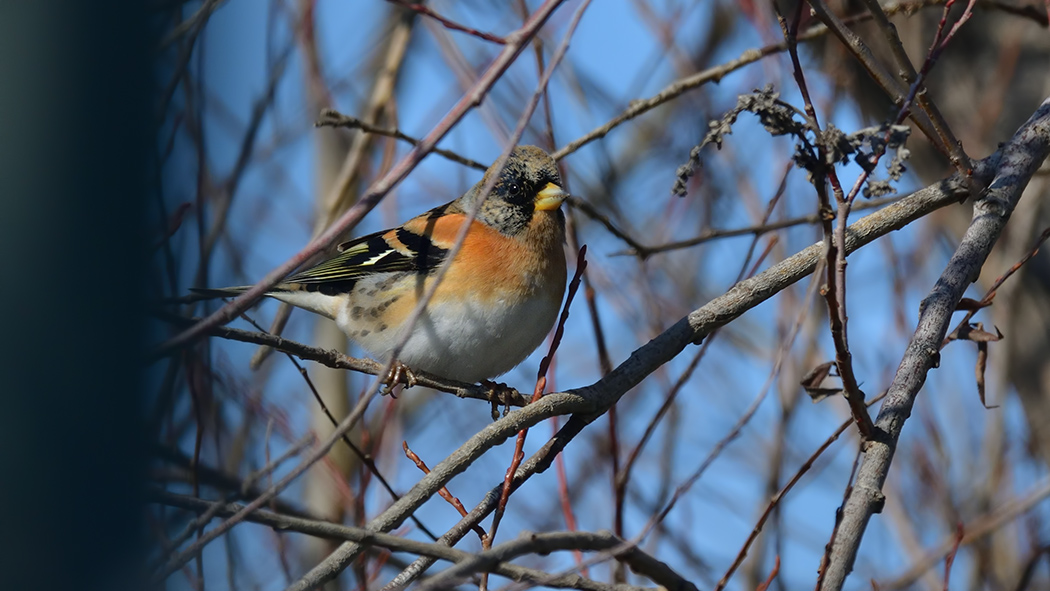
[189,286,253,299]
[190,284,299,298]
[189,284,337,320]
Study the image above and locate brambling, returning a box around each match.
[196,146,568,384]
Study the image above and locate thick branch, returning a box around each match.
[820,97,1050,590]
[415,530,698,591]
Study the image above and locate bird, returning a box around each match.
[195,145,568,384]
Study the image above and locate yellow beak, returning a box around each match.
[535,182,568,211]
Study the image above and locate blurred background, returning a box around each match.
[7,0,1049,590]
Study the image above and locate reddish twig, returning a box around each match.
[757,556,781,591]
[402,442,488,543]
[775,0,876,439]
[563,212,620,561]
[942,523,964,590]
[388,0,506,44]
[484,245,588,564]
[843,0,980,209]
[717,391,887,590]
[943,226,1050,347]
[550,414,587,575]
[559,214,606,577]
[938,226,1050,407]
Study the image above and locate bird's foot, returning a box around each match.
[481,379,512,420]
[382,360,417,396]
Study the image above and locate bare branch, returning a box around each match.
[170,315,531,407]
[148,489,658,591]
[386,0,506,44]
[820,96,1050,591]
[415,530,698,591]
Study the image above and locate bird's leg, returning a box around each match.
[382,360,417,396]
[480,379,513,420]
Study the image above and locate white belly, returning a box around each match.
[355,294,559,383]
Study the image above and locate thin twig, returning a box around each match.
[387,0,505,44]
[642,250,824,545]
[485,245,588,570]
[877,479,1050,589]
[158,434,315,560]
[619,166,791,539]
[776,0,875,438]
[621,196,902,258]
[315,110,488,171]
[402,442,488,543]
[717,392,887,590]
[154,312,531,407]
[416,529,697,591]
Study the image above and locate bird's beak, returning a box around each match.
[535,182,568,211]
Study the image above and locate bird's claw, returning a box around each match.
[382,361,417,396]
[481,379,511,420]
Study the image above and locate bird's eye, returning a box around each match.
[508,183,521,196]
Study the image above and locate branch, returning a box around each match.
[776,0,876,438]
[315,109,489,171]
[148,489,656,591]
[380,415,595,591]
[820,96,1050,590]
[621,195,902,258]
[158,313,531,407]
[386,0,506,44]
[415,530,698,591]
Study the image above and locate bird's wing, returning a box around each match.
[284,207,460,285]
